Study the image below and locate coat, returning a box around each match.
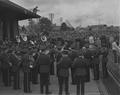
[36,53,51,74]
[68,51,78,61]
[57,56,72,77]
[21,54,34,72]
[49,49,55,62]
[72,56,89,83]
[0,52,11,69]
[9,53,21,72]
[55,51,62,63]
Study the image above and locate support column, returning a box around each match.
[0,19,3,40]
[3,20,8,41]
[10,20,19,41]
[7,20,11,40]
[3,19,12,41]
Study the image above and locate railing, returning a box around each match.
[116,52,120,64]
[107,50,120,86]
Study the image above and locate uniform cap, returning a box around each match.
[61,50,69,55]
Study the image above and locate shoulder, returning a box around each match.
[74,57,80,63]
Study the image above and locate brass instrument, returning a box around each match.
[41,35,47,42]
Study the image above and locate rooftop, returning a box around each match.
[0,0,40,20]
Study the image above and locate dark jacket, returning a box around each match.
[21,54,34,72]
[72,57,88,78]
[55,51,62,63]
[57,56,72,77]
[68,51,78,61]
[9,53,21,72]
[100,47,108,57]
[49,49,56,62]
[0,52,11,69]
[36,53,51,73]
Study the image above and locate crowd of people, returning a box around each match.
[0,35,113,95]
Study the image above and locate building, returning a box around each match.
[0,0,40,41]
[52,24,61,31]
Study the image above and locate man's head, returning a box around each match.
[41,49,49,55]
[61,50,69,56]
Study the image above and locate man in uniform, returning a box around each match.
[68,49,78,84]
[36,49,51,94]
[82,47,91,82]
[49,47,55,75]
[88,35,101,80]
[91,46,100,80]
[88,44,100,80]
[57,50,72,95]
[72,50,89,95]
[0,48,12,86]
[9,50,21,89]
[101,47,109,78]
[32,49,39,84]
[21,50,34,93]
[100,35,109,78]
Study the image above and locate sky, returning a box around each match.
[11,0,120,27]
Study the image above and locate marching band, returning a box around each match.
[0,35,110,95]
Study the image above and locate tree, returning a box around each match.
[27,19,36,34]
[39,17,52,36]
[60,22,68,31]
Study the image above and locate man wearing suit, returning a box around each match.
[9,50,21,90]
[100,35,109,78]
[36,49,51,94]
[32,50,39,84]
[57,50,72,95]
[68,50,78,84]
[21,51,34,93]
[0,48,12,87]
[72,51,89,95]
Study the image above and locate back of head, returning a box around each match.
[44,49,50,55]
[61,50,69,57]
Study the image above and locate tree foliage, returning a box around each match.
[39,17,52,36]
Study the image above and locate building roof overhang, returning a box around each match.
[0,0,40,20]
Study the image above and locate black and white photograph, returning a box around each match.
[0,0,120,95]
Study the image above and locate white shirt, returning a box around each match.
[112,42,120,52]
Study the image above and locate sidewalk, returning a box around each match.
[0,71,101,95]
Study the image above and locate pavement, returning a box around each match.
[0,70,103,95]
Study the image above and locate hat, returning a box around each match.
[57,46,62,51]
[62,50,69,55]
[20,49,28,54]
